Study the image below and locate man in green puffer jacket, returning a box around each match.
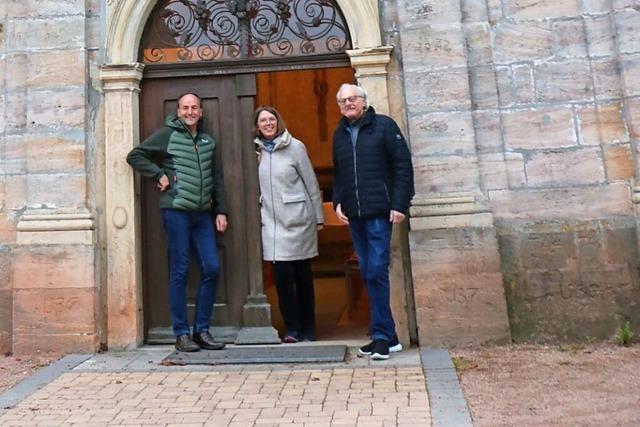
[127,93,228,352]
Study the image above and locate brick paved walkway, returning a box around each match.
[0,363,430,426]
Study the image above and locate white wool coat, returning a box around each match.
[254,131,324,261]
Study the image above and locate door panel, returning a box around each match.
[140,75,259,338]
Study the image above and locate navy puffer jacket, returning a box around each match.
[332,107,414,220]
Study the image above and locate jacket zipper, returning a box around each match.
[351,132,361,217]
[268,150,277,260]
[194,135,204,209]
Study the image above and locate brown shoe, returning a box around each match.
[193,331,225,350]
[175,334,200,352]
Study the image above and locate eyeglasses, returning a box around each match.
[337,95,364,106]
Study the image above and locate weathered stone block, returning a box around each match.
[409,111,476,156]
[3,1,28,17]
[493,22,553,63]
[498,220,640,342]
[27,174,87,207]
[410,227,511,346]
[398,0,462,27]
[3,135,27,174]
[582,0,612,14]
[13,332,96,355]
[463,22,492,65]
[553,20,588,58]
[577,102,629,145]
[478,153,509,191]
[25,136,85,173]
[4,175,27,210]
[12,245,94,290]
[489,183,633,220]
[585,16,616,57]
[461,0,488,22]
[5,89,27,131]
[615,10,640,54]
[473,110,503,153]
[401,25,467,70]
[469,65,499,109]
[503,0,581,19]
[592,59,624,100]
[485,0,503,23]
[535,60,594,102]
[604,144,634,181]
[525,147,605,187]
[5,53,27,90]
[6,16,85,51]
[505,152,526,188]
[27,0,85,16]
[404,68,471,113]
[502,107,576,150]
[413,155,480,194]
[0,289,11,354]
[620,54,640,97]
[0,213,17,245]
[28,50,86,87]
[27,88,85,130]
[13,288,95,335]
[495,65,515,107]
[626,96,640,139]
[0,247,10,290]
[513,64,535,104]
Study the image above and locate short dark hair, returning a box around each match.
[177,92,202,107]
[253,106,287,138]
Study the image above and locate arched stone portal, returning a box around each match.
[100,0,405,348]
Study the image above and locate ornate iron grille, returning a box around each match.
[140,0,351,63]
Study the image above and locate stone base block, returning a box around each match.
[410,226,511,346]
[13,333,97,355]
[498,218,640,342]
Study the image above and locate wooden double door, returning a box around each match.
[140,74,261,341]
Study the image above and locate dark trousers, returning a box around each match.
[273,259,315,337]
[162,209,220,337]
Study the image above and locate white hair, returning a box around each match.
[336,83,370,109]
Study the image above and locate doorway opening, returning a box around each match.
[255,67,370,341]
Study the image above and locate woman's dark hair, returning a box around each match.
[253,106,287,138]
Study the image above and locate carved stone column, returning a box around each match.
[100,63,145,349]
[347,46,414,348]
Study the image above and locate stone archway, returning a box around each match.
[100,0,400,349]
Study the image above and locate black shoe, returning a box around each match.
[301,333,316,342]
[193,331,225,350]
[371,339,390,360]
[358,334,402,357]
[175,334,200,352]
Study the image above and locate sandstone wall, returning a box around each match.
[398,0,640,342]
[0,1,103,354]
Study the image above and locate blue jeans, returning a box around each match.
[162,209,220,337]
[349,217,396,341]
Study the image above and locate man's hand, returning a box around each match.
[389,210,406,224]
[216,214,228,232]
[335,204,349,224]
[157,174,170,192]
[317,224,324,231]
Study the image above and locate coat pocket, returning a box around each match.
[281,193,309,228]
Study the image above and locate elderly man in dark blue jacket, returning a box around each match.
[332,83,414,360]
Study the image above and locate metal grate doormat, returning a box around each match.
[162,344,347,365]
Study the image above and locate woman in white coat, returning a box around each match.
[254,106,324,343]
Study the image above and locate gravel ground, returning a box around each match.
[452,343,640,427]
[0,353,58,395]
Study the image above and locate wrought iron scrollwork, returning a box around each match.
[141,0,350,63]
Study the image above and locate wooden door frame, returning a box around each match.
[100,0,411,349]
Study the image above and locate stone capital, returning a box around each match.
[100,63,145,92]
[346,46,394,78]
